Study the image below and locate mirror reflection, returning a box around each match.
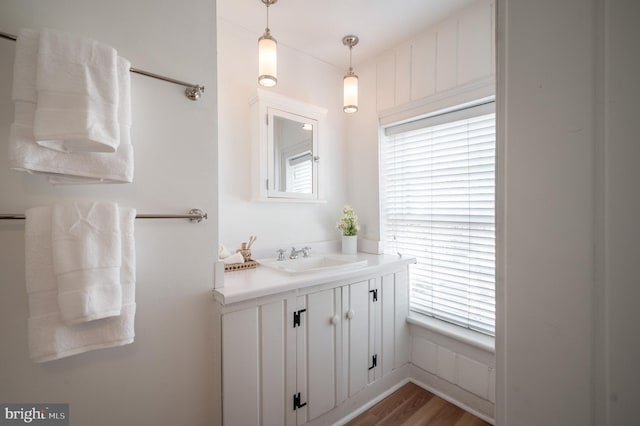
[273,115,314,194]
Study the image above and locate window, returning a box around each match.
[380,101,496,336]
[285,151,312,193]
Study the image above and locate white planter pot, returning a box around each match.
[341,235,357,255]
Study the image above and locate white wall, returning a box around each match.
[598,0,640,424]
[498,0,640,425]
[0,1,219,425]
[217,18,347,252]
[498,0,596,423]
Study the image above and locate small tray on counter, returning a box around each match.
[224,260,258,272]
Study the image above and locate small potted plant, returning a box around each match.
[336,205,359,255]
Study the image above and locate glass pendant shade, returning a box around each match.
[343,72,358,113]
[342,35,359,113]
[258,33,277,87]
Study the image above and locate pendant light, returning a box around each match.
[258,0,278,87]
[342,35,359,113]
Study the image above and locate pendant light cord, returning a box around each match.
[265,3,270,33]
[349,44,353,72]
[343,35,358,74]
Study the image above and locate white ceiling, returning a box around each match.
[218,0,477,69]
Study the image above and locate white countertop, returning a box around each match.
[214,253,415,305]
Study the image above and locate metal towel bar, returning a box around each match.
[0,208,208,223]
[0,30,205,101]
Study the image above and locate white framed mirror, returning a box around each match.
[269,110,317,196]
[251,89,327,202]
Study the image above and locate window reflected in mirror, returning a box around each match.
[273,116,313,194]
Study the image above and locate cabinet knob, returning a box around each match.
[346,309,355,320]
[330,315,340,325]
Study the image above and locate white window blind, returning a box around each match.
[286,152,312,193]
[381,102,496,336]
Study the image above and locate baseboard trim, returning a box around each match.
[332,377,411,425]
[410,364,495,424]
[327,363,495,426]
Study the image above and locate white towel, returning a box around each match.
[46,56,133,185]
[9,28,134,184]
[218,244,232,259]
[34,28,119,153]
[222,252,245,265]
[52,202,122,325]
[25,205,136,363]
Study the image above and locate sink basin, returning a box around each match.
[257,255,368,275]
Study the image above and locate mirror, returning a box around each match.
[271,111,316,195]
[251,89,327,202]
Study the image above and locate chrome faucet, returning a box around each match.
[276,249,286,261]
[289,246,311,259]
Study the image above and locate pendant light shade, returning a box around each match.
[342,35,359,113]
[258,0,278,87]
[343,73,358,113]
[258,32,277,87]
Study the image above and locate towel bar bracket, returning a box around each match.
[184,86,204,101]
[188,208,207,223]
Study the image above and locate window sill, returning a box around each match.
[407,312,495,354]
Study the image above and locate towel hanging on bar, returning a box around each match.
[0,30,205,101]
[8,28,135,184]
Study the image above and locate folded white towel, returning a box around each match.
[222,252,245,265]
[25,205,136,363]
[52,202,122,325]
[46,56,133,185]
[218,244,232,259]
[34,28,120,153]
[9,28,134,184]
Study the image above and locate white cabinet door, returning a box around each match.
[295,288,340,424]
[222,300,290,426]
[343,280,370,397]
[342,271,411,401]
[380,271,411,375]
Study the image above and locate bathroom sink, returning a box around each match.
[257,255,368,274]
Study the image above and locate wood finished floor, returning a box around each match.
[344,382,491,426]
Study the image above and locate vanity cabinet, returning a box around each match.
[219,266,411,426]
